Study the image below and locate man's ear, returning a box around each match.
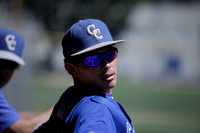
[64,62,78,77]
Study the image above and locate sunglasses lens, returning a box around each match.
[105,50,117,62]
[84,49,117,67]
[84,55,102,66]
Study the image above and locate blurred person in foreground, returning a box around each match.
[0,28,53,133]
[34,19,135,133]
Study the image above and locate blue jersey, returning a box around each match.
[34,86,135,133]
[0,89,21,132]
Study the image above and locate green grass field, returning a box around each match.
[34,73,200,133]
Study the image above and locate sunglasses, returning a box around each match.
[80,48,118,67]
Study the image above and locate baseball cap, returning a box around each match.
[0,29,25,65]
[61,19,124,61]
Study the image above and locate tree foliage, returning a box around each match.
[1,0,199,33]
[23,0,135,34]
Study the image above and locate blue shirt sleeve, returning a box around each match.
[0,89,22,132]
[74,104,116,133]
[70,96,135,133]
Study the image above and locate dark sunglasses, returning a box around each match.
[80,48,118,67]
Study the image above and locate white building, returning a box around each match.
[118,3,200,83]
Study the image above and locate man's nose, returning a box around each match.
[101,58,111,71]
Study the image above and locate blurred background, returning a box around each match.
[1,0,200,133]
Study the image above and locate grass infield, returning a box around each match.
[34,73,200,133]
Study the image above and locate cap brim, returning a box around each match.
[71,40,124,56]
[0,50,25,65]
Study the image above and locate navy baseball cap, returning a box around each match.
[0,29,25,65]
[62,19,124,60]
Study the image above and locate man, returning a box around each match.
[0,28,53,133]
[34,19,135,133]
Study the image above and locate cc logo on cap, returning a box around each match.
[87,24,103,39]
[5,34,17,51]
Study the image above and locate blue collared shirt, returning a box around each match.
[0,89,21,132]
[34,86,135,133]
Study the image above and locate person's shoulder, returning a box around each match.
[69,95,112,124]
[73,95,109,114]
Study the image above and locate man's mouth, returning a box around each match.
[102,73,115,81]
